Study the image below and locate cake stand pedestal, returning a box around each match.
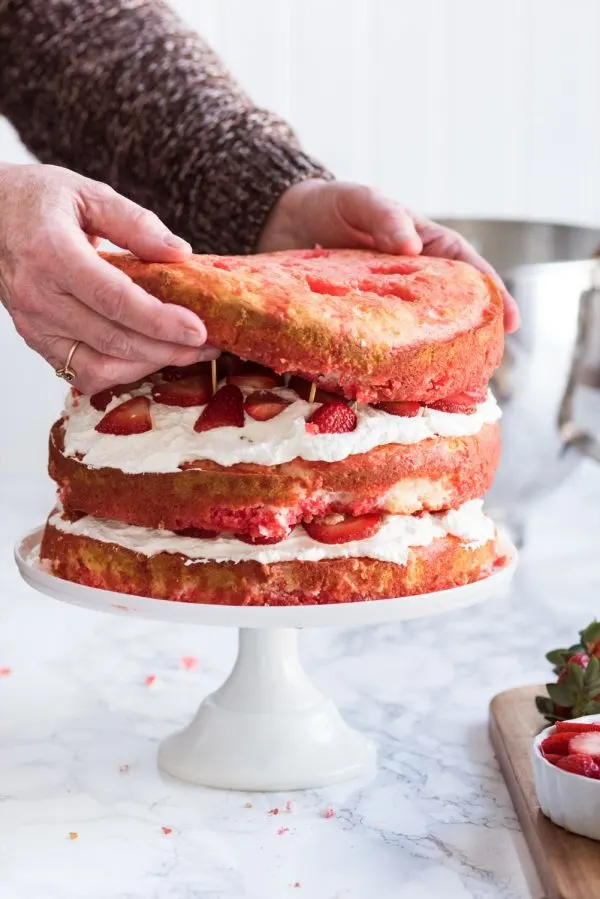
[15,528,516,792]
[160,627,373,790]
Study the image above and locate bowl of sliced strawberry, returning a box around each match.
[533,717,600,840]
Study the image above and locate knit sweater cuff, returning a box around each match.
[195,136,334,256]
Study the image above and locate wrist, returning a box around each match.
[257,178,329,252]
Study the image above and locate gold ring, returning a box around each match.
[55,340,81,383]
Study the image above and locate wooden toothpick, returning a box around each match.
[308,383,317,403]
[211,359,218,395]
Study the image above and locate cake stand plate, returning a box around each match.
[15,528,517,791]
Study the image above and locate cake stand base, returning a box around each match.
[158,628,375,790]
[15,528,516,791]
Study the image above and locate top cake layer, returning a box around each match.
[104,249,504,404]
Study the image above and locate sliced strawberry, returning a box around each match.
[543,753,563,764]
[427,389,487,415]
[90,380,144,412]
[193,384,244,432]
[555,721,600,733]
[227,361,283,391]
[377,401,421,418]
[235,532,286,545]
[304,512,383,545]
[540,732,573,756]
[174,527,218,539]
[91,388,117,412]
[160,361,210,383]
[306,400,357,435]
[554,754,600,778]
[569,732,600,758]
[228,373,283,390]
[228,373,282,390]
[95,396,152,436]
[244,390,290,422]
[288,376,337,404]
[152,374,212,407]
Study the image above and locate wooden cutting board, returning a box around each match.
[489,685,600,899]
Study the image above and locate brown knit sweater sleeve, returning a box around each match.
[0,0,332,254]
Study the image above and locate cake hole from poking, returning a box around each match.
[368,261,422,276]
[356,277,419,300]
[305,275,351,297]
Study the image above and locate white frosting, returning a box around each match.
[49,500,495,566]
[62,383,501,474]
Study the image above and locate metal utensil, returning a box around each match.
[438,220,600,542]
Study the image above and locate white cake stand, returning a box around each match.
[15,528,517,792]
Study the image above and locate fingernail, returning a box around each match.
[197,345,221,361]
[378,231,420,254]
[391,231,421,252]
[183,327,207,347]
[163,233,191,251]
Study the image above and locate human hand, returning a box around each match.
[0,163,216,394]
[258,179,520,333]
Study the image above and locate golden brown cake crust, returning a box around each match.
[49,420,500,539]
[103,249,504,403]
[40,522,505,606]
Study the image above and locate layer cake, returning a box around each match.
[40,249,509,605]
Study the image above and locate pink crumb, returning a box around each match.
[277,826,289,836]
[322,807,336,819]
[0,667,12,677]
[161,826,172,835]
[145,674,157,687]
[293,883,301,889]
[268,808,279,816]
[119,765,130,774]
[285,800,294,812]
[181,656,198,670]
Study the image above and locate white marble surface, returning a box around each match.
[2,465,600,899]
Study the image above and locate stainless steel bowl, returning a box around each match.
[438,220,600,541]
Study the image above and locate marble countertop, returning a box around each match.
[2,466,600,899]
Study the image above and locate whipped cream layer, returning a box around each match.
[62,383,501,474]
[49,500,495,567]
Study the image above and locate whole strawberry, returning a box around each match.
[536,621,600,724]
[558,652,590,680]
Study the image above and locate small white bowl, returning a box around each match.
[532,714,600,841]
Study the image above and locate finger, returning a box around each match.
[46,291,219,368]
[447,239,521,333]
[336,185,423,255]
[55,230,209,346]
[78,180,192,263]
[416,218,521,333]
[40,335,204,395]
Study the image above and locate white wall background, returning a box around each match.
[1,0,600,477]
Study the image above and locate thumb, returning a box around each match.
[77,180,192,262]
[337,184,423,255]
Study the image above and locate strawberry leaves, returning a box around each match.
[536,622,600,723]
